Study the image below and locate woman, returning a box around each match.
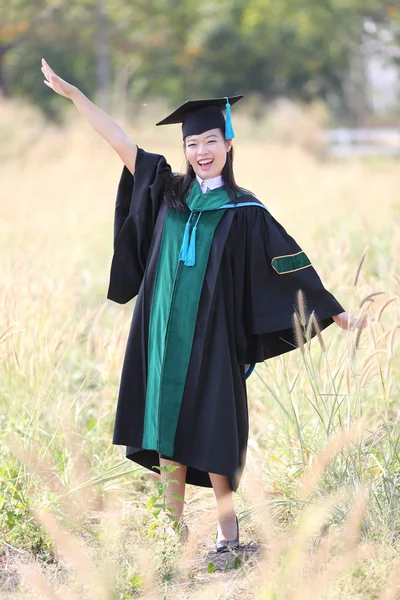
[41,58,369,553]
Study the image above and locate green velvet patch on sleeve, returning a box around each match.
[271,251,312,274]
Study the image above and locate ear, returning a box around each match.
[225,139,233,152]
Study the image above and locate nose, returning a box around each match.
[197,142,209,156]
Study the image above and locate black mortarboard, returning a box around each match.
[155,95,243,139]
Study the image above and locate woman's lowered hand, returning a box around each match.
[332,311,374,330]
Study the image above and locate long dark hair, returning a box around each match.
[163,130,245,212]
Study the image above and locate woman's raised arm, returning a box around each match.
[41,58,137,175]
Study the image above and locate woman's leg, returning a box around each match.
[209,472,238,541]
[159,455,187,519]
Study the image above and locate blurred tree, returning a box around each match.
[1,0,98,118]
[0,22,29,97]
[96,0,111,112]
[0,0,398,123]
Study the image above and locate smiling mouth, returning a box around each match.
[198,159,214,167]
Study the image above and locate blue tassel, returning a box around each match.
[184,225,197,266]
[225,97,235,140]
[179,213,192,262]
[184,212,202,267]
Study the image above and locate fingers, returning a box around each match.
[336,312,375,332]
[335,312,375,331]
[355,315,373,329]
[41,63,50,83]
[41,67,53,83]
[41,58,56,80]
[41,60,58,91]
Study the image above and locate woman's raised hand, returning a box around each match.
[41,58,77,99]
[40,57,137,174]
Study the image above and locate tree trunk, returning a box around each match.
[343,36,369,126]
[96,0,111,113]
[0,44,14,97]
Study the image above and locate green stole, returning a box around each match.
[142,180,243,455]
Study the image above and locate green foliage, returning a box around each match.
[0,455,53,558]
[1,0,399,120]
[207,561,216,573]
[146,464,186,534]
[1,117,400,595]
[250,296,400,540]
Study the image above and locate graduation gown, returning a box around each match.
[108,147,345,492]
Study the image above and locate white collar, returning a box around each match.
[195,173,224,193]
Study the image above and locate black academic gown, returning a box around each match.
[108,147,345,492]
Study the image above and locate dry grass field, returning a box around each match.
[0,99,399,599]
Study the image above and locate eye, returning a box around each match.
[207,140,216,143]
[187,143,196,148]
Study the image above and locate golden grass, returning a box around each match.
[1,99,400,598]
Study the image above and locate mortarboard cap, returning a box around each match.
[156,95,243,139]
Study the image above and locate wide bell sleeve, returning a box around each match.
[232,204,345,364]
[107,147,171,304]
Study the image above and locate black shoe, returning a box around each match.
[215,515,239,553]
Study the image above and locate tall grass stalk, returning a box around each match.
[1,102,400,597]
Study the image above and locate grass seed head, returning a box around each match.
[353,246,369,286]
[359,291,385,308]
[293,312,305,356]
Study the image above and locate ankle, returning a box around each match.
[218,510,236,524]
[217,512,238,541]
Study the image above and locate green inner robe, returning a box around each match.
[142,181,243,456]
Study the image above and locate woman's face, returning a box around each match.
[184,128,232,180]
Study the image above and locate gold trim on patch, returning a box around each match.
[271,251,312,275]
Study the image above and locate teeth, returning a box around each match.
[199,159,213,165]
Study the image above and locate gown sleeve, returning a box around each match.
[107,146,172,304]
[232,204,345,364]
